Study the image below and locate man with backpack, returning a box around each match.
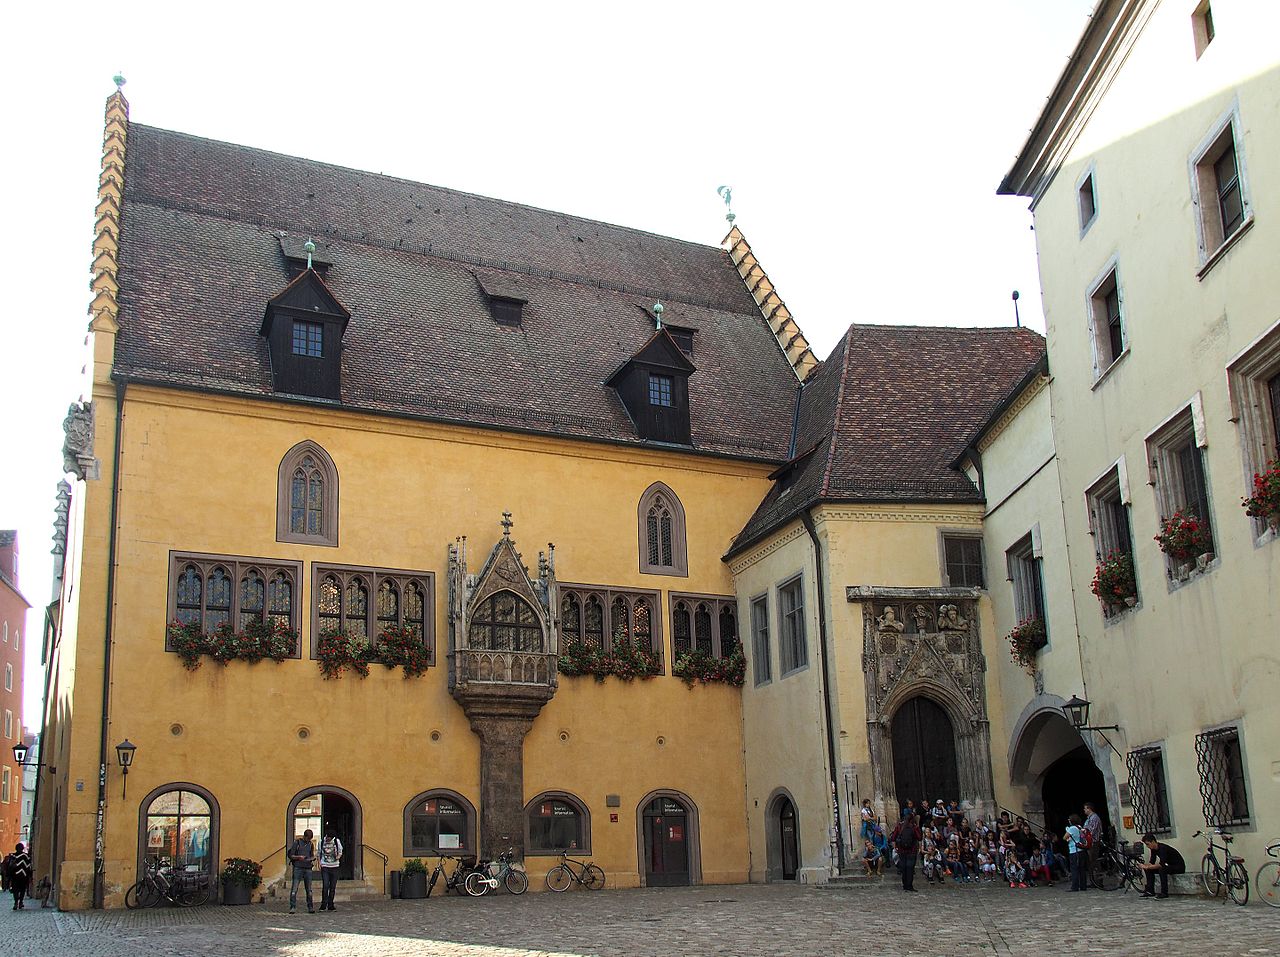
[890,809,922,892]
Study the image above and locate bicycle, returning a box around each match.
[124,858,210,908]
[425,855,477,897]
[464,847,529,896]
[544,850,605,892]
[1194,829,1248,905]
[1088,838,1144,893]
[1255,839,1280,909]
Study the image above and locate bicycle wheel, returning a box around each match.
[583,864,606,889]
[504,869,529,895]
[426,868,440,899]
[1255,860,1280,909]
[180,883,210,907]
[545,865,572,892]
[1201,854,1222,897]
[1089,855,1122,891]
[464,871,490,897]
[124,880,155,909]
[1227,859,1249,906]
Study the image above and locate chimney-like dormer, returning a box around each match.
[605,325,696,445]
[260,265,351,401]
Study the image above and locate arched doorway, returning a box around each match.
[1042,746,1110,841]
[763,790,800,881]
[136,783,219,890]
[891,695,960,809]
[289,787,360,880]
[641,795,692,886]
[778,799,798,880]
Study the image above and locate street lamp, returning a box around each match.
[1061,694,1122,757]
[12,742,54,774]
[115,740,137,798]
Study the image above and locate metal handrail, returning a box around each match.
[362,844,389,895]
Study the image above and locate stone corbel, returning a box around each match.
[62,402,97,480]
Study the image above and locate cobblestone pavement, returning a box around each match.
[2,879,1278,957]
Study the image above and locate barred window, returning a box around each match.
[166,553,302,656]
[558,584,662,668]
[942,534,984,588]
[312,564,435,661]
[670,593,738,660]
[1194,727,1250,827]
[637,482,687,577]
[1126,746,1172,835]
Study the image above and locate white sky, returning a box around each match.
[0,0,1094,722]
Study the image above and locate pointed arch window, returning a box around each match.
[637,482,688,577]
[311,564,435,664]
[276,441,339,546]
[468,591,543,652]
[670,593,739,660]
[558,583,664,671]
[166,553,302,657]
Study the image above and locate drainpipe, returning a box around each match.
[93,380,126,909]
[801,511,844,871]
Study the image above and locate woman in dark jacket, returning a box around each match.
[7,843,32,909]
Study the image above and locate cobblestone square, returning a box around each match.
[4,880,1278,957]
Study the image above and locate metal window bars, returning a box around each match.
[1194,727,1250,828]
[1125,747,1171,835]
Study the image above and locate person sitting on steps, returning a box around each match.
[1137,832,1185,899]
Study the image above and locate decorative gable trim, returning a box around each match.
[722,226,818,380]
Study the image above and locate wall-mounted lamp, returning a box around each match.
[115,739,137,798]
[12,742,55,775]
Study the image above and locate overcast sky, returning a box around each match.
[0,0,1094,721]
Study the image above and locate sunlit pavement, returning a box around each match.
[3,880,1278,956]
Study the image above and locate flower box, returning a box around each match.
[1153,509,1212,563]
[1241,458,1280,531]
[1090,551,1137,609]
[1005,618,1046,674]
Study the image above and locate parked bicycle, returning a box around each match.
[425,855,479,897]
[1194,828,1248,905]
[1255,839,1280,909]
[464,847,529,896]
[545,850,605,892]
[124,858,210,908]
[1089,837,1144,892]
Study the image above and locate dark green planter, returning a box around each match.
[400,871,427,899]
[222,881,254,906]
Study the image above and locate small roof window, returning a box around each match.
[490,296,524,326]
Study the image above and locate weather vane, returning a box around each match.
[716,185,735,224]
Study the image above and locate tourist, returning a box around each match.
[318,825,343,912]
[1137,832,1185,899]
[977,845,996,881]
[288,828,317,914]
[1005,850,1027,888]
[859,799,875,841]
[1065,815,1087,892]
[890,810,922,892]
[931,799,948,830]
[1082,803,1103,872]
[861,839,883,876]
[948,800,965,829]
[946,840,969,882]
[6,843,31,910]
[922,840,945,884]
[1027,847,1052,886]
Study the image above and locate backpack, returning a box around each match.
[895,823,918,853]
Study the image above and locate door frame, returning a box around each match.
[634,788,701,887]
[762,787,800,882]
[287,785,362,880]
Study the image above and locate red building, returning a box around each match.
[0,531,29,847]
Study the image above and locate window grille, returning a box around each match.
[1125,746,1172,835]
[1194,727,1250,827]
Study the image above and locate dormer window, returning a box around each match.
[666,326,695,357]
[292,321,324,358]
[489,296,524,326]
[649,374,673,407]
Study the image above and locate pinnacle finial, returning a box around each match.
[113,72,126,91]
[716,184,736,224]
[652,301,664,328]
[304,238,316,270]
[501,511,514,537]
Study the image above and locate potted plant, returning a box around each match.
[1153,508,1213,578]
[672,648,746,686]
[1241,458,1280,533]
[316,629,373,679]
[1005,617,1046,674]
[221,857,262,906]
[399,857,428,899]
[1090,550,1137,610]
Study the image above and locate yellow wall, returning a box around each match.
[51,385,771,906]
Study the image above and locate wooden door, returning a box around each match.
[779,799,798,880]
[891,696,959,810]
[643,798,690,886]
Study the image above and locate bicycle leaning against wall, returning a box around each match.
[1194,828,1248,906]
[1255,838,1280,909]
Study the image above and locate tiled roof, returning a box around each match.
[113,124,799,461]
[727,324,1047,556]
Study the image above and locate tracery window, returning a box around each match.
[276,441,339,546]
[312,565,434,660]
[559,584,662,668]
[468,590,543,652]
[637,482,688,577]
[167,553,302,656]
[670,594,737,659]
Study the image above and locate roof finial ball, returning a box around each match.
[304,238,316,270]
[653,301,664,329]
[716,184,735,225]
[113,72,126,91]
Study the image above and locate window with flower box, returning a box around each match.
[669,593,738,660]
[1085,465,1139,614]
[1146,403,1216,578]
[311,564,434,662]
[1006,532,1047,636]
[166,552,303,657]
[558,584,663,666]
[1227,318,1280,538]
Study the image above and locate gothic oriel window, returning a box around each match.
[311,565,435,661]
[637,482,688,577]
[166,554,303,656]
[276,441,339,547]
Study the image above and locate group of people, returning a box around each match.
[287,826,345,913]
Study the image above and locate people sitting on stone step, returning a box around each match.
[1004,851,1028,888]
[922,840,946,884]
[1137,832,1186,899]
[862,839,884,876]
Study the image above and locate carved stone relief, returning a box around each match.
[62,402,96,480]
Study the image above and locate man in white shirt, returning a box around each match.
[318,826,344,912]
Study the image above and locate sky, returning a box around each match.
[0,0,1095,722]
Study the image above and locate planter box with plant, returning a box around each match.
[1241,458,1280,532]
[1153,508,1213,566]
[399,858,428,899]
[1090,550,1137,610]
[1005,617,1047,674]
[221,857,262,906]
[167,620,297,671]
[672,648,746,687]
[557,640,661,682]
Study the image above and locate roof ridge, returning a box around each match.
[128,122,730,256]
[820,327,858,498]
